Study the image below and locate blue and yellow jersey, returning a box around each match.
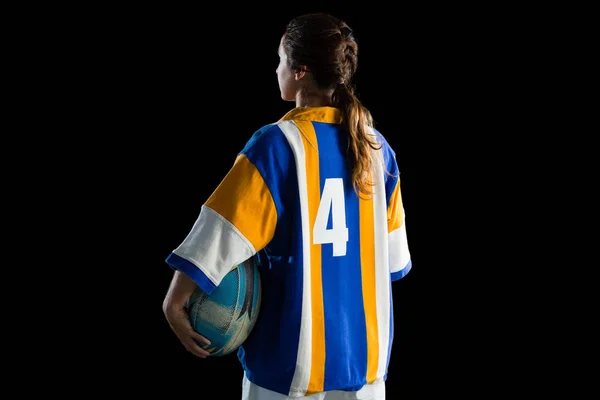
[165,106,411,397]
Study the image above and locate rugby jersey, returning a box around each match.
[165,106,411,397]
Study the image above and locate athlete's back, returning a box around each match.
[166,106,410,396]
[162,12,411,400]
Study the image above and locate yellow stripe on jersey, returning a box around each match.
[205,154,277,252]
[387,179,405,233]
[295,119,326,395]
[279,106,342,126]
[359,179,380,384]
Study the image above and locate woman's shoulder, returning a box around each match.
[246,122,284,146]
[240,122,290,156]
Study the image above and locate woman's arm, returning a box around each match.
[162,270,212,358]
[163,270,198,310]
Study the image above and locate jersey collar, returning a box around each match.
[278,106,342,124]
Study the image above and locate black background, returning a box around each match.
[13,0,555,395]
[10,0,556,396]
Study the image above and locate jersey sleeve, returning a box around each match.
[382,142,412,281]
[165,124,286,295]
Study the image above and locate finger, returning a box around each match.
[169,312,212,347]
[189,330,211,346]
[183,337,211,358]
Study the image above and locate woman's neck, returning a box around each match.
[295,87,335,108]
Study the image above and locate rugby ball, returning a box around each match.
[186,255,262,356]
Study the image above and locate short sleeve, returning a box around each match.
[165,124,288,294]
[382,142,411,281]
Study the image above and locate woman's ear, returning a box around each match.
[294,66,308,81]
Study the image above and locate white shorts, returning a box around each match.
[241,372,386,400]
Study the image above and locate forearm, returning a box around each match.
[163,270,198,311]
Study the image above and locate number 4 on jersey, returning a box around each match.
[313,178,349,257]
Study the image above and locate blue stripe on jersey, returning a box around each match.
[239,123,298,259]
[391,260,412,281]
[312,122,369,391]
[384,162,399,210]
[236,123,304,394]
[385,278,394,377]
[165,252,216,294]
[240,203,305,395]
